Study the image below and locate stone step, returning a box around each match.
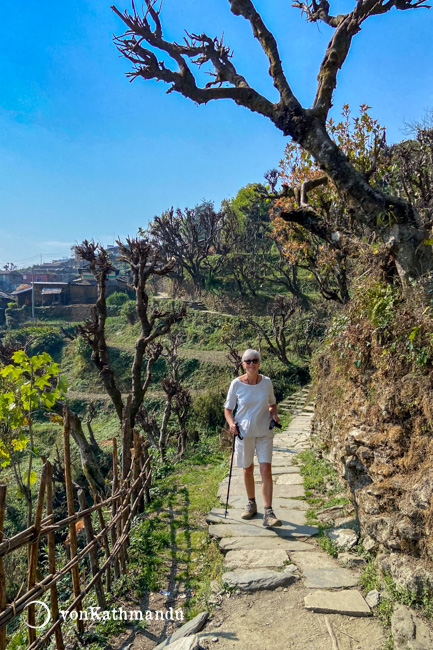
[217,483,306,500]
[221,566,299,592]
[304,590,371,616]
[289,551,359,589]
[221,495,308,511]
[207,507,308,527]
[219,536,314,553]
[208,520,318,539]
[230,466,300,478]
[224,548,289,570]
[275,474,304,485]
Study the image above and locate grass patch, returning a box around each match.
[296,448,350,525]
[316,531,339,558]
[113,434,228,622]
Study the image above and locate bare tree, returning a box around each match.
[136,333,191,458]
[221,323,243,377]
[112,0,432,280]
[246,295,301,366]
[75,238,186,431]
[146,201,225,294]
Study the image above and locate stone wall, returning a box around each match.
[313,359,433,560]
[34,305,93,322]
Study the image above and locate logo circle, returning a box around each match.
[26,601,51,629]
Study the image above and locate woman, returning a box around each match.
[224,349,282,528]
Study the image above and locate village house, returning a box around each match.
[0,290,12,325]
[0,270,23,293]
[12,277,129,307]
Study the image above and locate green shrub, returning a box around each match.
[106,291,130,306]
[192,388,226,429]
[119,299,137,325]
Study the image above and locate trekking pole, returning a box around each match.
[224,424,243,518]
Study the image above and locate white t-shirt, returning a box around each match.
[224,375,276,438]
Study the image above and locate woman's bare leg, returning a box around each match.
[243,463,255,499]
[260,462,273,508]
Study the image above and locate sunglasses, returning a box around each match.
[244,359,259,364]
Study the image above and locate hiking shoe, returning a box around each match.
[263,508,282,528]
[241,501,257,520]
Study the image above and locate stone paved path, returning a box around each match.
[195,386,386,648]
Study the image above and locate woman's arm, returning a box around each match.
[224,408,237,435]
[269,403,279,423]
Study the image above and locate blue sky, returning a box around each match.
[1,0,432,267]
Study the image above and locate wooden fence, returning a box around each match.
[0,408,152,650]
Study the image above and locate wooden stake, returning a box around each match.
[27,463,49,645]
[0,485,7,650]
[63,407,84,634]
[142,440,152,505]
[111,438,120,580]
[77,491,106,609]
[132,430,141,509]
[46,464,65,650]
[93,495,112,593]
[121,396,132,481]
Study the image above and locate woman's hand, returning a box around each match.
[229,422,238,436]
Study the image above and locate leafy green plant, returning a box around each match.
[0,351,67,525]
[317,531,338,558]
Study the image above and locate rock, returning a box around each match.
[362,535,377,552]
[391,604,415,649]
[218,536,313,553]
[221,566,299,592]
[365,589,381,608]
[338,552,366,569]
[377,553,433,599]
[334,516,358,528]
[391,603,433,649]
[224,548,289,570]
[154,612,208,649]
[327,527,358,551]
[304,590,371,616]
[316,505,345,523]
[164,636,201,650]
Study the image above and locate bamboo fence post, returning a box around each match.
[132,430,141,511]
[77,491,106,609]
[93,495,111,593]
[137,435,145,513]
[121,396,132,482]
[116,479,127,575]
[141,440,152,505]
[0,485,7,650]
[27,463,49,646]
[111,438,120,580]
[63,407,84,634]
[46,464,65,650]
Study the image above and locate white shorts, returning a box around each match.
[235,434,274,468]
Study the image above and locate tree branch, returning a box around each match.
[111,3,275,119]
[229,0,301,109]
[311,0,431,121]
